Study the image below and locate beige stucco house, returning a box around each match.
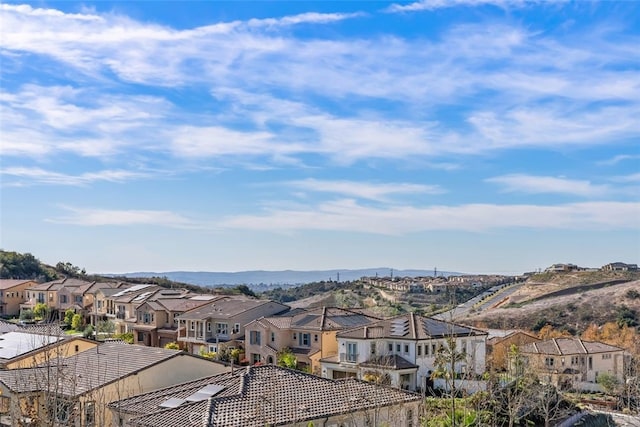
[0,280,36,317]
[0,342,230,426]
[520,338,625,391]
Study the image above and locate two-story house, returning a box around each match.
[244,306,380,373]
[132,295,218,347]
[103,284,163,334]
[520,338,625,391]
[320,312,487,392]
[177,296,289,356]
[0,280,36,317]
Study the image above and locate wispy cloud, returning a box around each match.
[47,206,197,228]
[285,179,444,201]
[386,0,529,13]
[597,154,640,166]
[486,174,610,197]
[0,167,153,186]
[609,173,640,184]
[221,200,639,234]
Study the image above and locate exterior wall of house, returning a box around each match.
[4,338,98,369]
[487,332,540,372]
[523,349,625,388]
[0,281,36,317]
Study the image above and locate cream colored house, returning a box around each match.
[177,296,289,355]
[244,306,380,373]
[0,280,36,317]
[520,338,625,391]
[321,313,487,392]
[0,342,230,427]
[0,332,97,369]
[111,365,422,427]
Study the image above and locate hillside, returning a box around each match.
[460,271,640,333]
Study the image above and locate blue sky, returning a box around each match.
[1,0,638,275]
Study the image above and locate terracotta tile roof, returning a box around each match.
[337,312,487,340]
[122,365,421,427]
[521,338,624,355]
[0,279,35,290]
[360,354,418,370]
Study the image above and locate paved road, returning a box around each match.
[433,281,525,321]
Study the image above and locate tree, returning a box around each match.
[0,250,57,281]
[596,372,620,395]
[20,309,34,321]
[64,309,75,327]
[71,314,83,331]
[432,336,468,427]
[277,348,297,369]
[83,324,94,339]
[96,320,115,336]
[33,302,50,320]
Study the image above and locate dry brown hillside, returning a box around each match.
[463,271,640,334]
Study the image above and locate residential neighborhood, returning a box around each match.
[0,259,638,426]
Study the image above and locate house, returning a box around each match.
[20,278,95,320]
[601,262,638,272]
[545,263,580,273]
[244,307,380,373]
[176,296,289,356]
[0,342,230,426]
[132,295,218,347]
[0,280,36,317]
[0,331,97,369]
[485,330,541,373]
[520,338,625,391]
[110,364,422,427]
[320,312,487,392]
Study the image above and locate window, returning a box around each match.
[55,399,73,423]
[425,344,429,356]
[85,401,95,426]
[207,322,211,332]
[396,343,401,352]
[417,345,422,356]
[74,345,79,353]
[346,342,358,362]
[209,345,217,353]
[271,332,275,342]
[588,356,593,370]
[252,353,262,364]
[602,353,612,360]
[49,292,53,301]
[293,333,297,340]
[388,343,393,352]
[370,342,376,356]
[432,344,436,354]
[250,331,261,345]
[233,323,241,334]
[461,340,467,354]
[545,357,555,367]
[75,295,83,304]
[60,295,68,304]
[190,321,194,331]
[138,332,145,342]
[0,396,10,414]
[299,333,311,347]
[216,323,228,335]
[314,334,318,342]
[404,344,409,354]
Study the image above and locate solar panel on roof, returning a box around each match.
[390,319,410,336]
[159,397,186,408]
[184,384,225,402]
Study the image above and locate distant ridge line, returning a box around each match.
[104,268,463,287]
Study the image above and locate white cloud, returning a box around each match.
[220,200,640,234]
[47,206,196,228]
[597,154,640,166]
[285,179,444,201]
[386,0,529,13]
[609,173,640,184]
[0,167,152,186]
[486,174,610,197]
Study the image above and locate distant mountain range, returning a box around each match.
[108,268,461,288]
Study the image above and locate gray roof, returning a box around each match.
[253,306,379,332]
[521,338,624,356]
[120,365,421,427]
[337,312,487,340]
[176,297,289,321]
[0,342,182,397]
[360,354,418,370]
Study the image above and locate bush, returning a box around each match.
[164,342,180,350]
[20,309,34,321]
[83,324,94,339]
[625,289,640,300]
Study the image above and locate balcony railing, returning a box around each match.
[340,353,359,363]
